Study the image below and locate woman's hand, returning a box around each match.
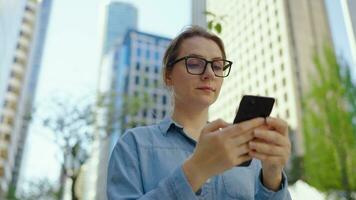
[248,117,291,191]
[182,117,265,192]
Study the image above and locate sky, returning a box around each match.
[21,0,190,185]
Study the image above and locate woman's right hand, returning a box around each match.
[182,117,265,192]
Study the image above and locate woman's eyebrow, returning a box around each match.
[187,53,223,60]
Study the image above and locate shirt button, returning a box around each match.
[195,188,202,195]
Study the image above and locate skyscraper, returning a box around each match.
[91,29,171,200]
[77,2,139,199]
[12,0,53,191]
[0,0,51,195]
[204,0,333,157]
[100,1,138,56]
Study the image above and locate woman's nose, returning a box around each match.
[201,63,215,79]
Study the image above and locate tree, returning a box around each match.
[39,94,96,200]
[35,89,152,200]
[6,178,59,200]
[302,45,356,199]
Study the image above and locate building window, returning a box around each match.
[154,67,159,74]
[135,76,140,85]
[285,109,290,118]
[137,48,141,57]
[144,78,149,87]
[146,49,150,59]
[282,78,286,86]
[145,66,149,73]
[162,96,167,105]
[155,51,159,60]
[152,109,157,119]
[143,109,147,118]
[153,93,157,102]
[136,63,140,70]
[284,93,288,101]
[162,110,166,117]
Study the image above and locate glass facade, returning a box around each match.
[102,2,138,55]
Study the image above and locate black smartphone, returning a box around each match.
[233,95,275,167]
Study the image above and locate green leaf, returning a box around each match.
[214,23,222,33]
[203,10,216,17]
[208,20,213,31]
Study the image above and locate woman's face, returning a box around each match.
[165,36,224,108]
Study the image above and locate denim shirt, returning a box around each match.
[107,117,292,200]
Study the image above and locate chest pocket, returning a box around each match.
[222,167,255,199]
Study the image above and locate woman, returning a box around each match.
[107,26,292,199]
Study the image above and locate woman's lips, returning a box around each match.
[196,86,215,92]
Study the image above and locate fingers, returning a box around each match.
[222,117,265,138]
[249,141,288,156]
[248,151,286,165]
[229,130,254,147]
[202,119,230,134]
[265,117,288,136]
[253,129,290,147]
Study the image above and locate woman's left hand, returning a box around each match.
[248,117,291,191]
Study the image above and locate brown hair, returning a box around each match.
[162,26,226,86]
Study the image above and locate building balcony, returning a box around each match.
[20,23,33,38]
[0,124,12,135]
[12,63,25,76]
[8,77,21,90]
[26,0,38,14]
[18,37,30,50]
[4,92,18,104]
[15,48,28,62]
[1,108,15,120]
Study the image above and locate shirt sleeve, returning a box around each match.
[255,169,292,200]
[107,131,198,200]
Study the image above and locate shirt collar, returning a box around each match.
[158,116,183,136]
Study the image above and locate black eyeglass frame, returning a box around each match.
[168,56,233,78]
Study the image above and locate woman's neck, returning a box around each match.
[171,103,209,141]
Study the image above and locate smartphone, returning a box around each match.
[233,95,275,166]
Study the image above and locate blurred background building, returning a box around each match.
[204,0,333,158]
[0,0,52,196]
[326,0,356,78]
[87,29,171,200]
[77,2,138,199]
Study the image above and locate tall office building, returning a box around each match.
[89,29,172,200]
[0,0,27,193]
[0,0,49,195]
[205,0,333,156]
[100,1,138,55]
[13,0,53,191]
[77,2,139,199]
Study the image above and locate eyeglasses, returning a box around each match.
[168,56,233,78]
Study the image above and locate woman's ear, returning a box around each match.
[164,71,173,86]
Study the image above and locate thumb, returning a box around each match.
[201,119,230,135]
